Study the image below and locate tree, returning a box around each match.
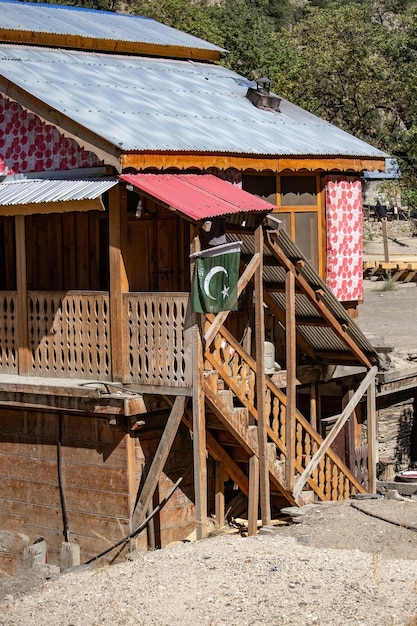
[274,0,417,204]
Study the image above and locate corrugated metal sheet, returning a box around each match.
[0,177,118,205]
[0,0,223,52]
[0,44,387,158]
[227,229,377,364]
[120,173,275,220]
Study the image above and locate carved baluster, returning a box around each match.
[325,457,332,499]
[332,463,339,500]
[271,396,279,437]
[304,430,312,467]
[248,370,256,407]
[280,404,286,451]
[312,439,319,484]
[264,388,271,429]
[318,457,325,497]
[296,422,303,467]
[345,477,351,500]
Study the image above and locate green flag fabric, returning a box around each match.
[192,242,241,314]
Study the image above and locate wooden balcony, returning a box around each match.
[0,290,192,392]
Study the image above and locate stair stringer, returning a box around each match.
[203,380,297,507]
[203,318,366,502]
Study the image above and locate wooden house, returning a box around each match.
[0,1,384,565]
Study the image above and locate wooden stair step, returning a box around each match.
[217,389,234,413]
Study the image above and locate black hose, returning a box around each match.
[83,476,183,565]
[350,501,417,532]
[57,412,70,542]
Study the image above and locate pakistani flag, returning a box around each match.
[192,241,241,314]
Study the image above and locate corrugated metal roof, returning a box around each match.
[120,173,275,220]
[0,44,387,159]
[0,0,223,52]
[0,177,118,205]
[227,229,377,365]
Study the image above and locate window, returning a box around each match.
[277,175,324,275]
[242,175,277,205]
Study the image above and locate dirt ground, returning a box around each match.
[360,218,417,356]
[1,499,417,625]
[1,219,417,625]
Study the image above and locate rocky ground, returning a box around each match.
[1,218,417,626]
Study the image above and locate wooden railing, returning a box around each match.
[0,292,18,372]
[203,317,365,501]
[28,291,111,380]
[123,293,191,388]
[0,290,191,388]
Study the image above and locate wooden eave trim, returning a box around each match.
[122,153,386,174]
[0,198,104,216]
[0,78,122,169]
[0,29,221,62]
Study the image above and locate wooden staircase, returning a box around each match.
[202,319,366,513]
[193,224,376,519]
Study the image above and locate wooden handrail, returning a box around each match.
[204,315,366,500]
[293,366,377,499]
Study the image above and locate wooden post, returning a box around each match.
[190,234,208,539]
[367,376,378,493]
[254,225,271,525]
[310,383,317,431]
[293,366,378,498]
[382,218,390,263]
[133,396,186,525]
[215,461,225,528]
[247,455,260,536]
[343,388,356,472]
[109,184,129,382]
[285,269,296,492]
[15,215,30,375]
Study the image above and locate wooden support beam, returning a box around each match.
[367,377,378,493]
[265,231,374,368]
[248,455,260,536]
[190,235,207,540]
[382,218,390,263]
[15,215,30,375]
[263,290,318,362]
[254,225,271,526]
[293,366,378,498]
[170,397,250,496]
[310,383,317,431]
[109,185,129,382]
[133,396,186,527]
[215,461,225,528]
[285,270,296,493]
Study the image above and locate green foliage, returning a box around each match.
[380,274,397,291]
[131,0,221,45]
[274,0,417,197]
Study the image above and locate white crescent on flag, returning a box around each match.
[203,266,228,300]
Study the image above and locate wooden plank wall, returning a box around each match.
[0,217,16,290]
[126,201,189,292]
[0,408,135,564]
[135,420,214,549]
[0,408,206,564]
[25,212,106,291]
[1,201,190,294]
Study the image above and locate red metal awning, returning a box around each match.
[119,173,275,220]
